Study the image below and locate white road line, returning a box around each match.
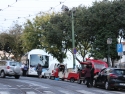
[3,85,11,87]
[43,91,55,94]
[111,91,125,94]
[58,90,74,94]
[0,88,16,89]
[0,91,9,94]
[17,85,23,87]
[76,90,96,94]
[93,90,113,94]
[20,88,31,89]
[19,80,49,88]
[26,91,36,94]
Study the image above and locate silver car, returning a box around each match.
[0,60,22,79]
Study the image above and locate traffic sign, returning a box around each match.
[117,44,123,52]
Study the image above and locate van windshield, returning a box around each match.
[94,63,106,69]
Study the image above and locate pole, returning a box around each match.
[71,10,75,69]
[108,44,110,67]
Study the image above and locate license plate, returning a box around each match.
[120,83,125,86]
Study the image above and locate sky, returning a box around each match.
[0,0,102,31]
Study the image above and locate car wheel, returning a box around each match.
[70,78,75,83]
[93,79,97,87]
[1,71,5,78]
[105,81,111,90]
[77,79,82,84]
[15,75,20,79]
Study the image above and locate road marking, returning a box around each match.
[0,91,9,94]
[44,91,55,94]
[0,88,16,89]
[93,90,113,94]
[17,85,23,87]
[111,91,125,94]
[3,85,11,87]
[58,90,74,94]
[29,83,49,88]
[26,91,36,94]
[20,88,31,89]
[76,90,96,94]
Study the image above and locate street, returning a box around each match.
[0,76,125,94]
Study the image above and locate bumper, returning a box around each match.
[6,71,22,76]
[110,82,125,89]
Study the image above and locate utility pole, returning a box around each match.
[71,10,76,69]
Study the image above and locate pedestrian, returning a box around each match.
[23,64,28,76]
[36,63,42,78]
[89,63,95,87]
[84,64,91,87]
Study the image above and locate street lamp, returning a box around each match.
[61,5,76,69]
[107,38,112,67]
[118,29,124,68]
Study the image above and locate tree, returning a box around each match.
[21,13,52,53]
[83,0,125,66]
[8,23,24,61]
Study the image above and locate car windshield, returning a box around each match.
[114,69,125,75]
[9,62,21,67]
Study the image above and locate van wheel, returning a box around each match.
[1,71,5,78]
[77,79,82,84]
[105,81,111,90]
[70,78,75,83]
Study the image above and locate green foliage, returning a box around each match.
[3,0,125,65]
[21,13,52,53]
[85,0,125,64]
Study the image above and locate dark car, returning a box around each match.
[93,67,125,90]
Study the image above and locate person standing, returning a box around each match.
[23,64,28,76]
[84,65,91,87]
[36,63,42,78]
[89,63,95,87]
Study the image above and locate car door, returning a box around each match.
[101,68,110,86]
[96,68,106,85]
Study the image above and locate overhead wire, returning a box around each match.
[0,0,66,25]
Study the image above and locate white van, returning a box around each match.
[44,63,58,78]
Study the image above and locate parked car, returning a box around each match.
[0,60,22,79]
[93,67,125,90]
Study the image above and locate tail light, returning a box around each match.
[7,66,10,69]
[110,74,118,78]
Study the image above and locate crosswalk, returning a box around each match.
[0,89,124,94]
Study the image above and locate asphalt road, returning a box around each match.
[0,76,124,94]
